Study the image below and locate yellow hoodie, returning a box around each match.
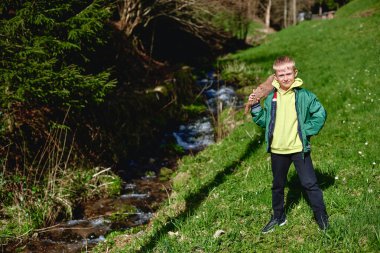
[270,78,303,154]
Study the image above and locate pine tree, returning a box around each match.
[0,0,115,111]
[0,0,116,169]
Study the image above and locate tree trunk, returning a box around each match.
[283,0,287,28]
[117,0,144,37]
[292,0,296,25]
[265,0,272,31]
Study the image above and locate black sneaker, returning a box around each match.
[261,214,287,234]
[315,213,329,231]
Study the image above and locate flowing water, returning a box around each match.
[173,72,243,151]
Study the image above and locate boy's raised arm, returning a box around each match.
[245,74,275,114]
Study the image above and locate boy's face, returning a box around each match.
[274,67,297,91]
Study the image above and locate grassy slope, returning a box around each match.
[99,1,380,252]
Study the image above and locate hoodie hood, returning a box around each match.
[272,78,303,92]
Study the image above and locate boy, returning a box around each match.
[248,56,329,233]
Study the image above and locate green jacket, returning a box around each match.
[250,88,327,153]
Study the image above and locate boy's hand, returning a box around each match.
[244,90,260,114]
[248,91,260,105]
[244,75,275,114]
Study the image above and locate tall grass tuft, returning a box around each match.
[0,114,121,246]
[220,60,261,87]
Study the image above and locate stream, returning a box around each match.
[173,72,243,151]
[12,177,170,253]
[8,72,242,253]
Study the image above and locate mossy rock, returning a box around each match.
[159,167,174,181]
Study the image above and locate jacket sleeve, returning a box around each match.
[304,97,327,136]
[250,103,267,128]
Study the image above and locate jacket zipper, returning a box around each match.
[294,89,305,158]
[267,92,277,152]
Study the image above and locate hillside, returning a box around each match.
[96,0,380,252]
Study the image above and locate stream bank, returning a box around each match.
[6,71,243,253]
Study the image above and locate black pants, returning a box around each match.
[271,152,327,218]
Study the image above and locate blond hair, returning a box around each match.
[273,56,296,72]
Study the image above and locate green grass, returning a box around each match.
[335,0,380,18]
[97,1,380,252]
